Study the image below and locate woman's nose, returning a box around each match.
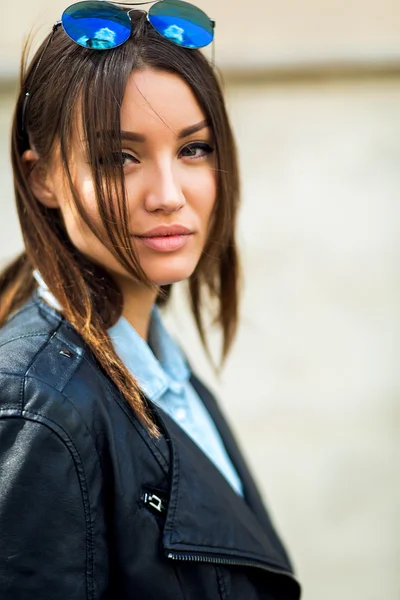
[143,163,185,214]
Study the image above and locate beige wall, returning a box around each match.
[0,0,399,74]
[0,1,399,599]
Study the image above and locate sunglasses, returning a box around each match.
[22,0,214,130]
[62,0,214,50]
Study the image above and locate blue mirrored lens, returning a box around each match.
[148,0,213,49]
[62,1,131,49]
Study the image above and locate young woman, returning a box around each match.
[0,2,301,598]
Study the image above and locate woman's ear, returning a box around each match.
[21,149,59,208]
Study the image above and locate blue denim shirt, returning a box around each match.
[33,271,243,496]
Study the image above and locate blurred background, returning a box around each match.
[0,1,398,598]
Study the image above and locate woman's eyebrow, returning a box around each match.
[119,119,210,143]
[176,119,210,139]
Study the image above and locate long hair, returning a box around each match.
[0,13,241,433]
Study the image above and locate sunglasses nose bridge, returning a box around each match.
[127,8,147,19]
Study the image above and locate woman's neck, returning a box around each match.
[115,277,158,341]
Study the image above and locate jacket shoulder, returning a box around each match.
[0,298,62,372]
[0,297,97,417]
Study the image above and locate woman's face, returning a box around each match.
[34,68,217,289]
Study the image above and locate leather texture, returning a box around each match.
[0,296,301,599]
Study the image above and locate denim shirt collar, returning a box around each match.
[108,306,190,402]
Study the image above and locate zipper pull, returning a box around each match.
[142,490,167,514]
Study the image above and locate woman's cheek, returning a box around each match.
[58,195,105,259]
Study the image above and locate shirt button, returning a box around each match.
[170,381,184,394]
[175,407,187,422]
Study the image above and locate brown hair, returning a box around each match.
[0,13,241,433]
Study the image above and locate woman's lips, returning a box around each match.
[135,233,193,252]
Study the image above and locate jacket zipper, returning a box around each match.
[144,494,294,579]
[167,551,297,580]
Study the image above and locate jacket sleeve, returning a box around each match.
[0,413,93,599]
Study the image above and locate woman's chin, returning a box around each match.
[146,265,197,287]
[152,271,194,287]
[141,254,199,287]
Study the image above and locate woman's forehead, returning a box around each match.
[120,68,207,139]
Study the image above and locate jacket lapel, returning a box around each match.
[153,382,296,581]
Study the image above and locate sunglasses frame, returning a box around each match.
[21,0,215,132]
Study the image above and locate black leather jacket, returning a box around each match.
[0,296,301,599]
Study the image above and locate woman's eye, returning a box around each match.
[180,142,214,160]
[98,152,138,167]
[118,152,138,167]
